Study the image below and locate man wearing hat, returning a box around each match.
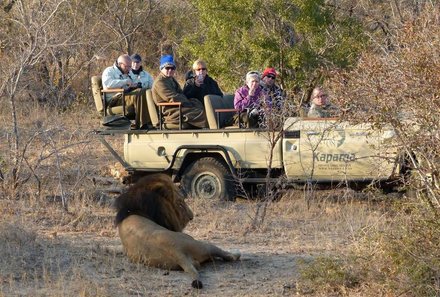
[102,54,152,129]
[131,53,154,89]
[261,67,286,110]
[152,55,207,129]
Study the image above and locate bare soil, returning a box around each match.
[0,186,389,297]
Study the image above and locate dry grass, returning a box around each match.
[0,181,395,296]
[0,101,410,296]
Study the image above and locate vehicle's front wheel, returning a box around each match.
[181,157,236,201]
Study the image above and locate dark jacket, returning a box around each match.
[183,72,223,104]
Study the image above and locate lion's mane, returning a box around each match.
[114,173,192,231]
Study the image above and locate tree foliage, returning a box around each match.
[179,0,366,94]
[330,5,440,216]
[326,7,440,294]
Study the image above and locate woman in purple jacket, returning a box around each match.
[234,71,269,128]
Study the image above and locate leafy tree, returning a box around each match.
[179,0,366,97]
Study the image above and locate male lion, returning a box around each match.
[114,173,241,289]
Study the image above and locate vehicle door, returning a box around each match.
[283,117,396,182]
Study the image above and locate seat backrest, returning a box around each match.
[204,95,224,129]
[222,94,236,128]
[204,94,235,129]
[91,76,104,114]
[146,89,159,127]
[223,94,235,108]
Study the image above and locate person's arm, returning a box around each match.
[141,71,154,89]
[234,87,249,111]
[252,87,268,110]
[154,77,188,103]
[183,79,198,99]
[307,105,321,118]
[102,67,132,89]
[210,79,223,97]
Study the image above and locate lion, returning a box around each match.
[114,173,241,289]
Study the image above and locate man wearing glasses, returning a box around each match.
[260,67,286,110]
[307,87,338,118]
[102,54,152,129]
[152,55,207,129]
[183,59,223,104]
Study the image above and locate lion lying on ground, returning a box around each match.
[114,173,241,289]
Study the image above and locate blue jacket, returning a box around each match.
[132,67,154,89]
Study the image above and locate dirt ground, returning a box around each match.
[0,186,385,297]
[0,107,391,296]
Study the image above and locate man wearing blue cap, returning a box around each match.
[152,55,207,129]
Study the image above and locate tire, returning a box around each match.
[181,157,236,201]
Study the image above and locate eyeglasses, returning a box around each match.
[266,75,276,79]
[165,66,176,70]
[196,68,207,71]
[315,94,327,98]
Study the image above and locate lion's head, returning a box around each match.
[114,173,193,231]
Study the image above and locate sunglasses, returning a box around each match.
[165,66,176,70]
[196,68,207,71]
[266,75,276,79]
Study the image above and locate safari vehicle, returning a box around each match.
[93,80,404,201]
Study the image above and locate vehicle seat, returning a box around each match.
[146,88,159,128]
[204,94,238,129]
[91,76,135,125]
[147,89,190,129]
[151,92,190,130]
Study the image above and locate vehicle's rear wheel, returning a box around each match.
[181,157,236,201]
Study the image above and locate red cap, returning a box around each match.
[262,67,277,78]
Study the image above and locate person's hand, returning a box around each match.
[249,84,257,96]
[195,74,204,87]
[126,82,135,88]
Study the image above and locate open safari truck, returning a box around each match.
[92,78,406,201]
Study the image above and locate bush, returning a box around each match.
[297,256,360,295]
[299,7,440,296]
[356,202,440,296]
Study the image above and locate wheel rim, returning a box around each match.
[191,172,221,199]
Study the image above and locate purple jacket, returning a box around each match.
[234,85,268,111]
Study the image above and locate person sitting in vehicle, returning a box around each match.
[260,67,285,110]
[152,55,207,129]
[102,54,152,130]
[307,87,339,118]
[233,71,270,128]
[130,53,154,89]
[183,59,223,105]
